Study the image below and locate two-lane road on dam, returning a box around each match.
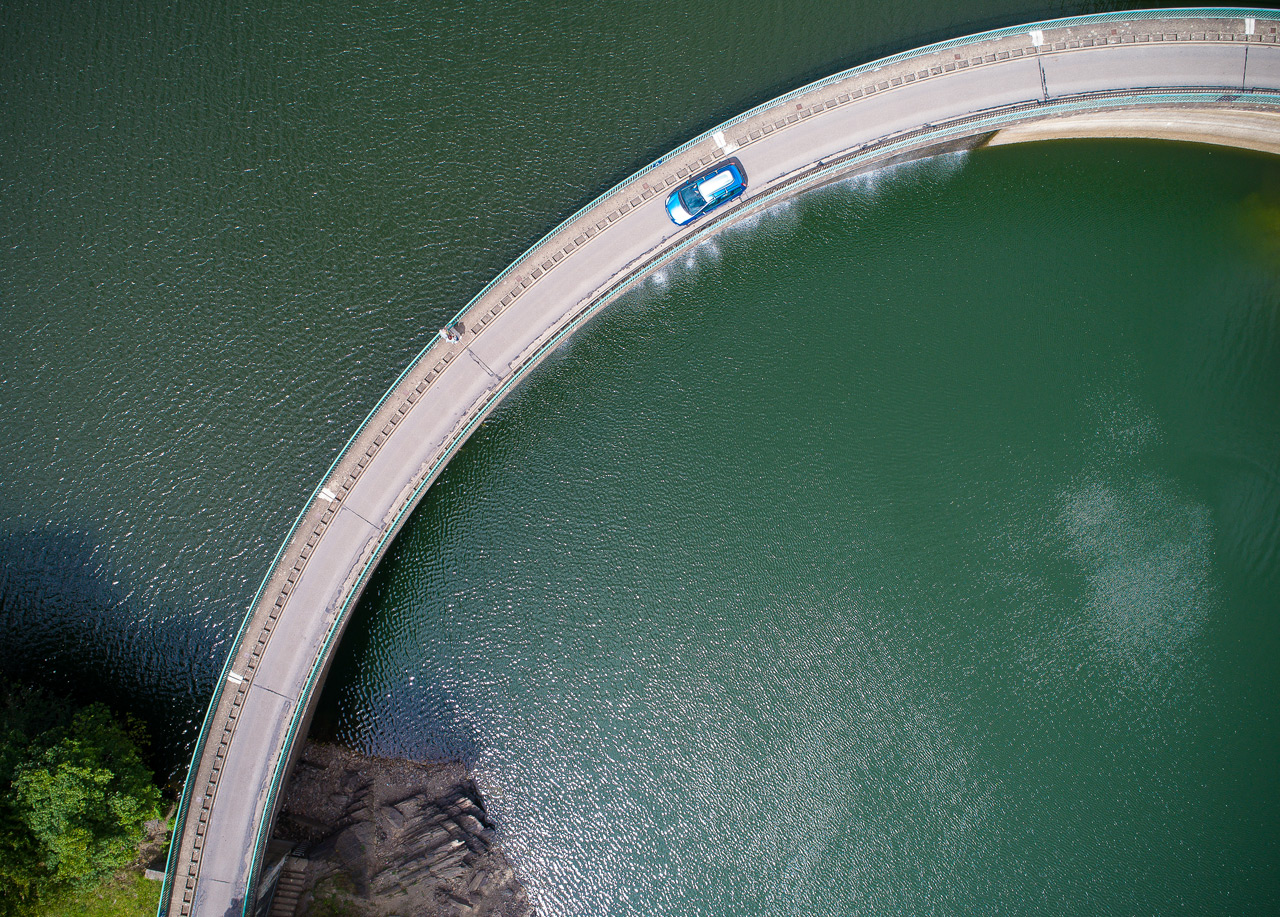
[162,11,1280,916]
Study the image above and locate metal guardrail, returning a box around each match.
[160,9,1280,915]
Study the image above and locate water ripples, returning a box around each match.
[317,144,1280,914]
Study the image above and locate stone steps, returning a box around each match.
[265,856,309,917]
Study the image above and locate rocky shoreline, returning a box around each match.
[272,742,532,917]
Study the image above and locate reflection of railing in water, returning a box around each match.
[161,10,1280,916]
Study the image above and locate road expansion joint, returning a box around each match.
[337,503,378,531]
[464,346,502,382]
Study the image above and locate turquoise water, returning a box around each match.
[2,0,1278,912]
[316,142,1280,914]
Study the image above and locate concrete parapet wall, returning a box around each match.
[988,107,1280,154]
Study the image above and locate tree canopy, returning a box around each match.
[0,688,161,915]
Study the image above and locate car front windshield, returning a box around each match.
[678,185,705,213]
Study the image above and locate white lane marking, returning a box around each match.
[712,130,738,155]
[227,671,244,685]
[1246,18,1256,35]
[1029,29,1044,46]
[320,487,337,502]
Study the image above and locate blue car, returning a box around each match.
[665,157,748,225]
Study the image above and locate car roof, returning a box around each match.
[698,170,735,196]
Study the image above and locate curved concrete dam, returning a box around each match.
[162,10,1280,915]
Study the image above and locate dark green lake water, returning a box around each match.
[316,142,1280,914]
[2,1,1278,913]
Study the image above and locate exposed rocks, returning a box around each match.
[272,742,532,917]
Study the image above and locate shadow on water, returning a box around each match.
[0,527,205,785]
[308,481,484,770]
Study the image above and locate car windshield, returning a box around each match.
[678,185,706,213]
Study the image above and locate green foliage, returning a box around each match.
[308,874,364,917]
[42,870,162,917]
[0,688,161,916]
